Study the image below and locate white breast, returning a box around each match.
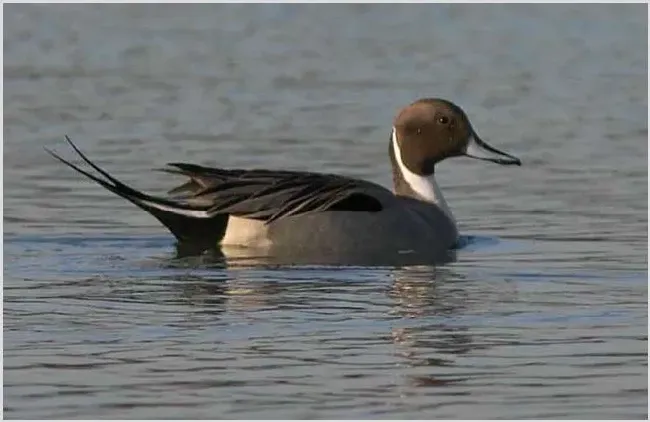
[391,128,456,224]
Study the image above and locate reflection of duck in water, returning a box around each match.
[49,98,520,266]
[388,266,476,388]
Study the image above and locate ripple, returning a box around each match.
[3,3,647,420]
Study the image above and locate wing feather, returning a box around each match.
[165,163,386,224]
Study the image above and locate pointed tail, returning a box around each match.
[46,137,227,250]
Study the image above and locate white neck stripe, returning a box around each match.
[391,127,455,222]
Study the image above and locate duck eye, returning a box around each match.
[437,116,449,125]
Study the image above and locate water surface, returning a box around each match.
[3,4,648,419]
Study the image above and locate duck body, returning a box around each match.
[210,190,457,265]
[251,200,456,259]
[155,161,457,265]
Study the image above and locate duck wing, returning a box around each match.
[161,163,386,224]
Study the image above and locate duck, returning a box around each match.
[47,98,521,266]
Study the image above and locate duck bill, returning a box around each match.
[464,133,521,166]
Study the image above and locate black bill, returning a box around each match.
[464,133,521,166]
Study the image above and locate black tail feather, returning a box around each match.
[46,138,227,251]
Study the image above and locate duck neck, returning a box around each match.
[389,128,455,224]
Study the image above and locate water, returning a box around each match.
[3,4,648,419]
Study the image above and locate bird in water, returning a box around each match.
[48,98,521,266]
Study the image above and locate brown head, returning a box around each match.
[391,98,521,176]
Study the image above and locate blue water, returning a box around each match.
[4,3,647,419]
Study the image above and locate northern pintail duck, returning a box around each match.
[48,98,521,265]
